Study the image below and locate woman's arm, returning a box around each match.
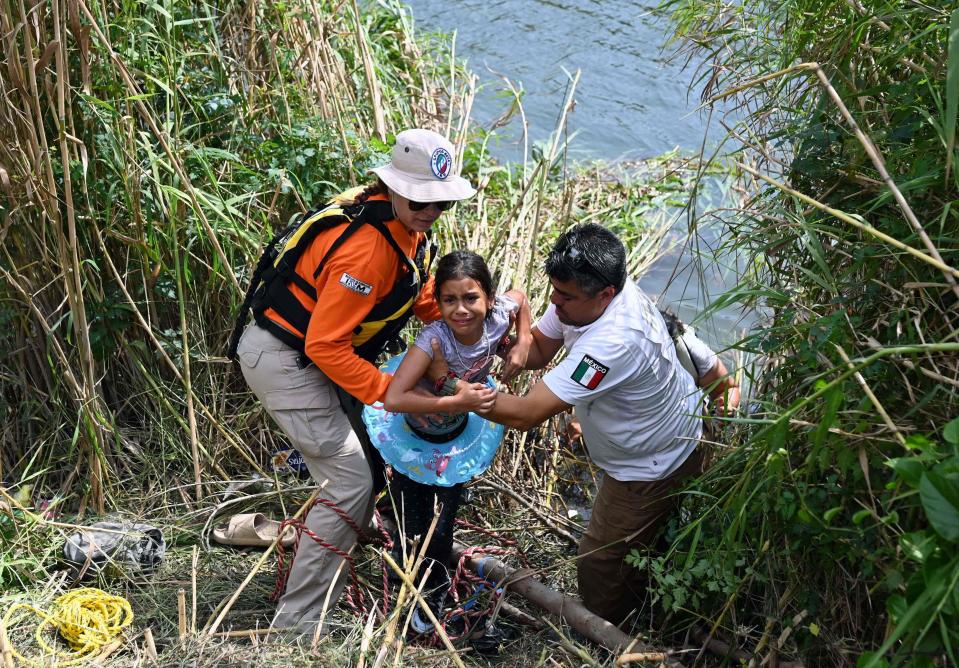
[698,359,740,416]
[500,289,532,382]
[383,346,496,414]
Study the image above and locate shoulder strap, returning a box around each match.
[311,200,410,280]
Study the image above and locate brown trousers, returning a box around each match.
[577,446,706,626]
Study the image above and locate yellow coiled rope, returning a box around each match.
[2,588,134,666]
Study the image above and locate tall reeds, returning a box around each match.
[658,0,959,664]
[0,0,683,530]
[0,0,460,511]
[0,0,711,660]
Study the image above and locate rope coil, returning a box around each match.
[2,588,133,666]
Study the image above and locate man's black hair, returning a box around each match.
[544,223,627,296]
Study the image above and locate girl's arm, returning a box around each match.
[383,346,497,414]
[500,289,533,382]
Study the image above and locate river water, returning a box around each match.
[404,0,751,351]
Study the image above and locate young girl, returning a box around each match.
[363,250,531,635]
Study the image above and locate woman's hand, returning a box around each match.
[452,380,497,413]
[425,338,450,382]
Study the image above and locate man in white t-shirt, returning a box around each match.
[473,223,707,625]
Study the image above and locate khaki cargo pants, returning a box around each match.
[577,446,706,627]
[236,324,374,635]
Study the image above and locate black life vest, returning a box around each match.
[228,192,435,363]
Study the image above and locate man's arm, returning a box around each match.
[480,380,572,431]
[524,328,564,370]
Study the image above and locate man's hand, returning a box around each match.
[453,380,497,413]
[425,338,450,383]
[566,415,583,444]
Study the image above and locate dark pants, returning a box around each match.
[388,473,464,591]
[577,447,706,626]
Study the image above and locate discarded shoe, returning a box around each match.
[468,621,513,655]
[212,513,295,548]
[63,521,165,576]
[409,590,447,636]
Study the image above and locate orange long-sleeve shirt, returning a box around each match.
[264,200,441,404]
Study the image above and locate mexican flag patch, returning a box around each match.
[571,355,608,389]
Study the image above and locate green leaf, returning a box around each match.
[886,594,907,622]
[919,473,959,542]
[858,651,889,668]
[905,434,936,453]
[946,9,959,173]
[823,506,842,523]
[900,532,936,563]
[889,457,925,488]
[812,386,842,449]
[944,416,959,447]
[852,509,872,525]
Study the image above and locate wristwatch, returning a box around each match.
[434,371,458,396]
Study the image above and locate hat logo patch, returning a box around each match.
[430,147,452,180]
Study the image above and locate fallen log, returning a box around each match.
[451,542,683,666]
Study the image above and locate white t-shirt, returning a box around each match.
[539,282,702,481]
[675,326,717,380]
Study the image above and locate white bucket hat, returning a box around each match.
[371,129,476,202]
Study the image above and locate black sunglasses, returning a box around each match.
[564,246,616,288]
[408,199,454,212]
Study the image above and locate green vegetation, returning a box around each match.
[0,0,697,664]
[645,1,959,665]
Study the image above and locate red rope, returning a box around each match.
[414,519,530,646]
[273,500,393,617]
[271,501,528,644]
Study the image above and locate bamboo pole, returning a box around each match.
[704,61,959,301]
[0,618,14,668]
[76,0,241,295]
[450,542,682,664]
[381,550,466,668]
[177,589,187,640]
[350,0,386,141]
[172,210,204,502]
[735,161,959,281]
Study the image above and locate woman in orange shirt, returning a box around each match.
[234,129,494,635]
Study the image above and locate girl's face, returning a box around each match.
[437,277,492,340]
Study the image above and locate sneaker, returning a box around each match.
[409,590,447,636]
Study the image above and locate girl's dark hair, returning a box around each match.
[434,251,495,316]
[355,178,389,204]
[659,308,686,339]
